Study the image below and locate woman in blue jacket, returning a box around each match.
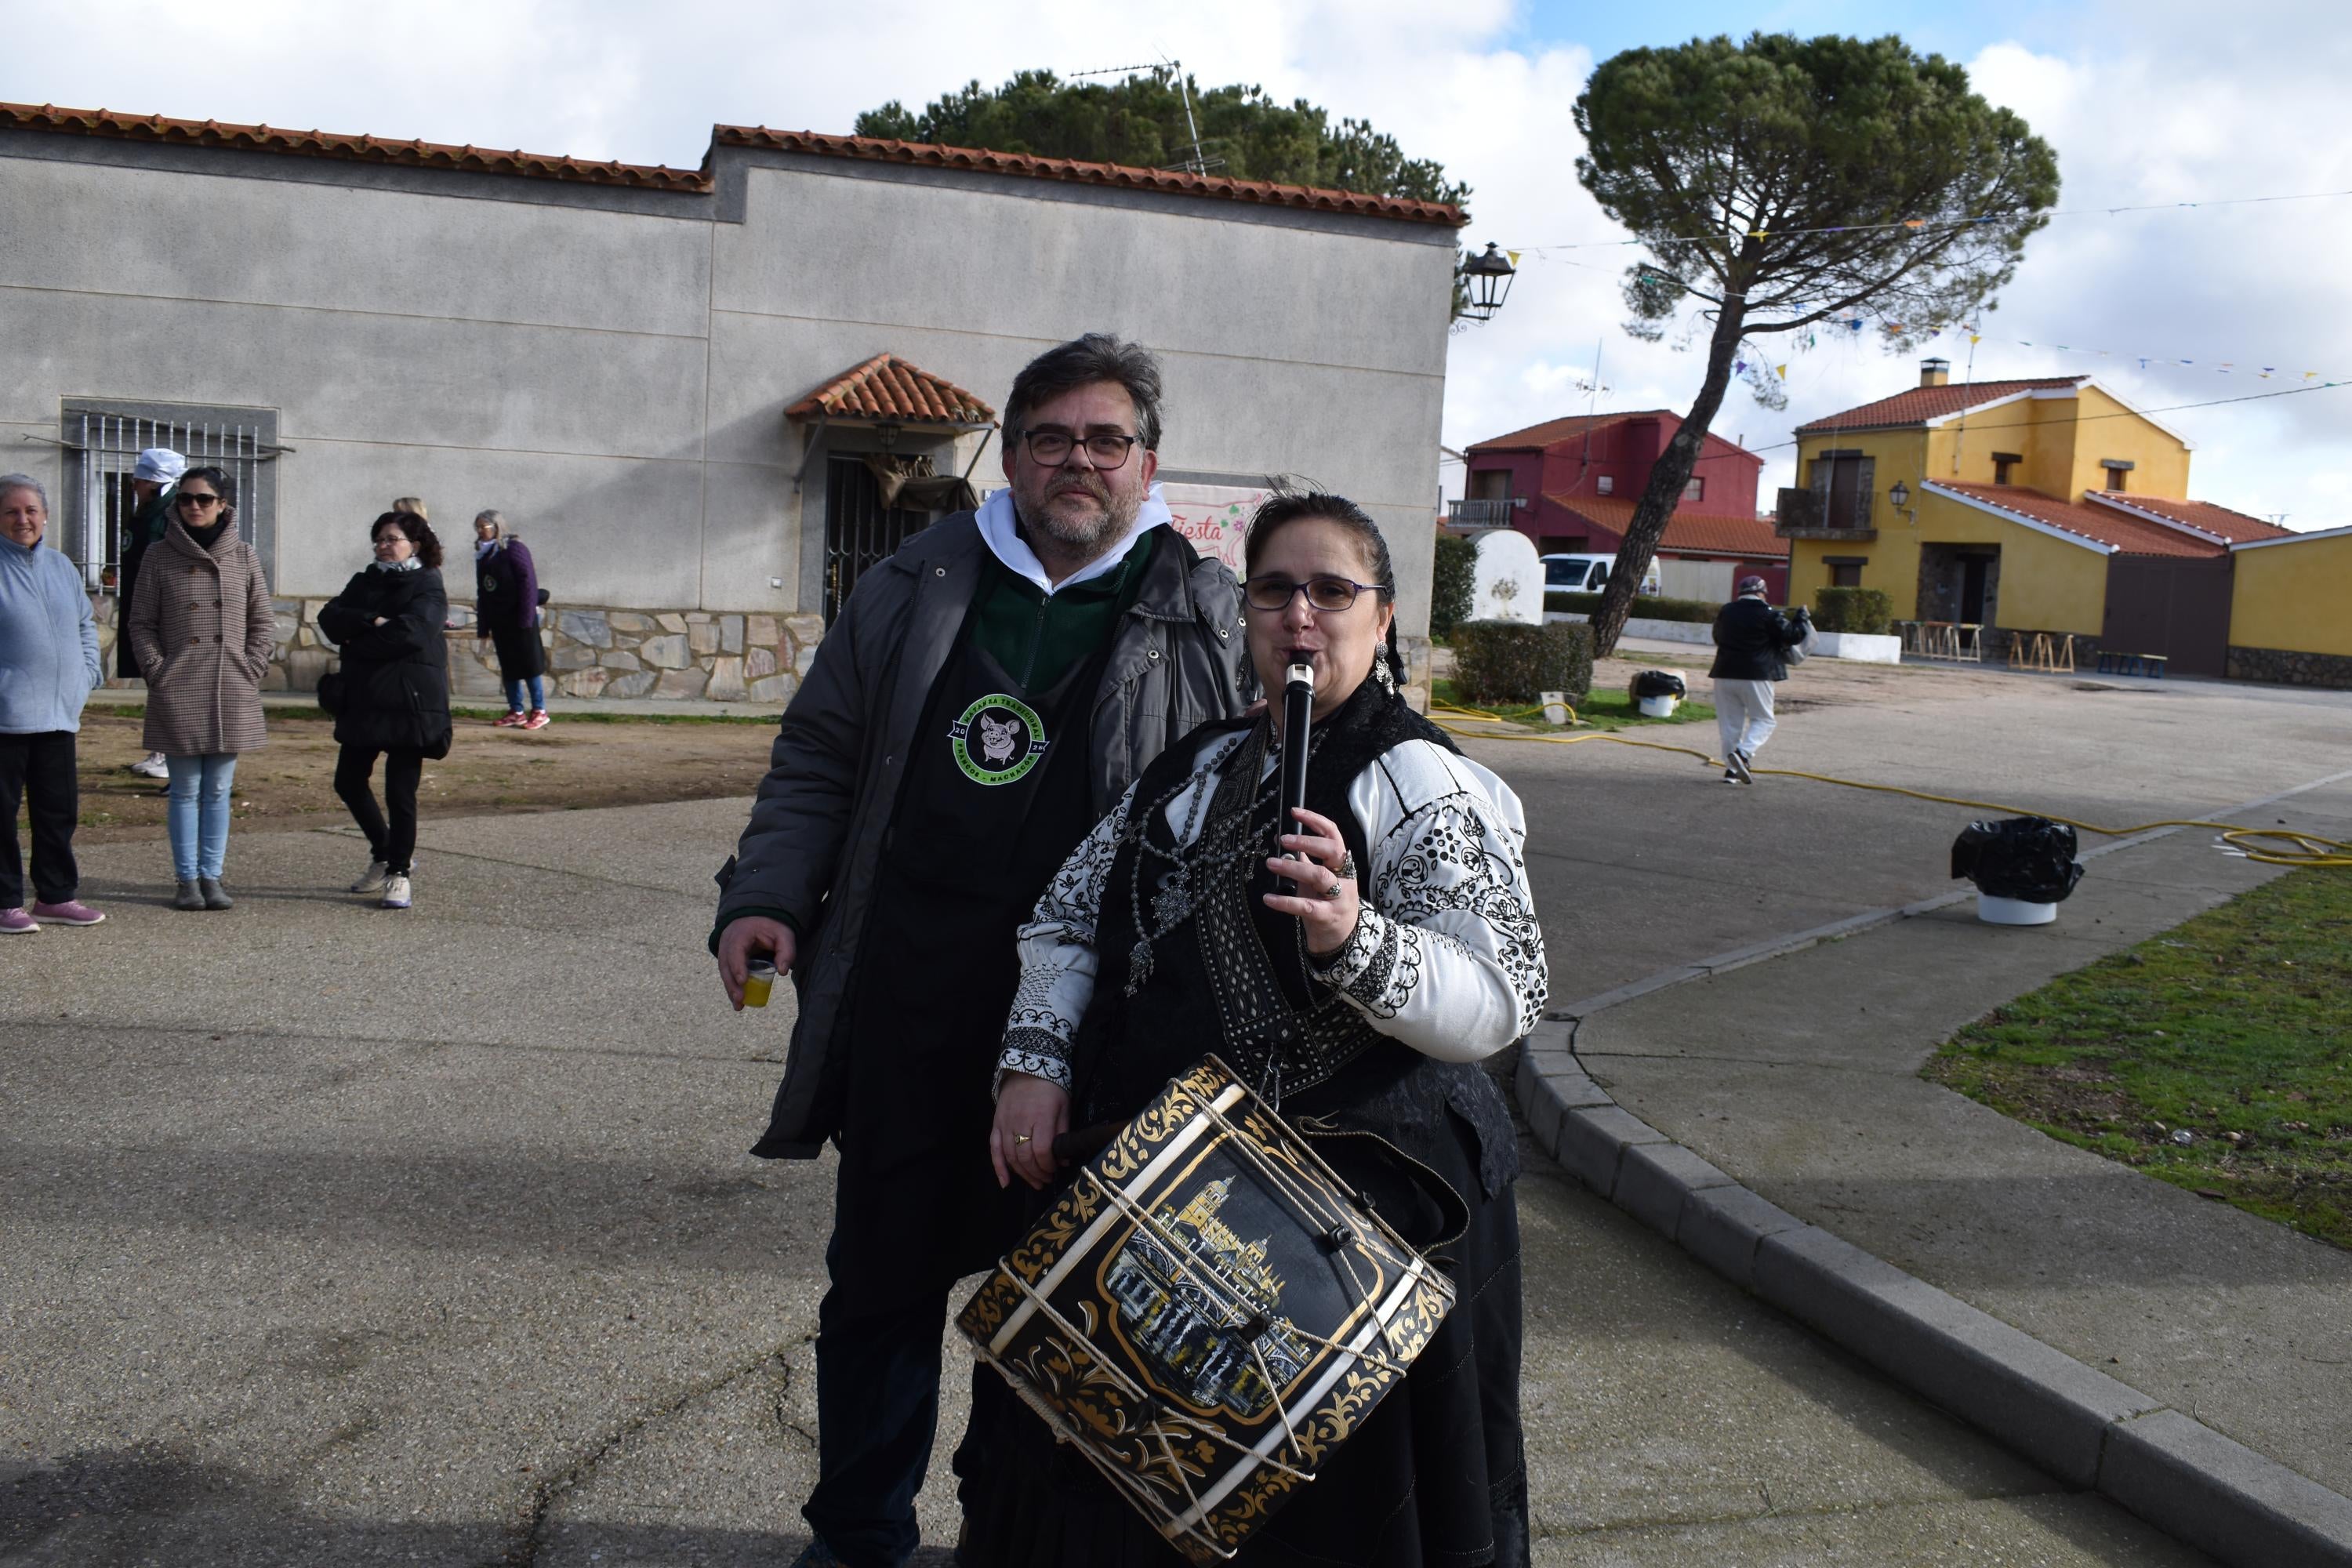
[0,474,107,931]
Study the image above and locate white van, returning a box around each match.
[1541,552,1663,597]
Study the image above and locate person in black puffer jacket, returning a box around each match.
[319,511,452,909]
[1708,575,1809,785]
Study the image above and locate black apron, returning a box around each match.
[828,623,1111,1308]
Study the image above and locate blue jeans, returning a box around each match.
[165,753,238,880]
[505,674,545,713]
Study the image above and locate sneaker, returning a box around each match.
[380,873,412,910]
[130,752,169,779]
[0,908,35,935]
[492,710,526,728]
[522,709,551,731]
[350,858,390,895]
[1726,750,1755,785]
[30,899,105,926]
[1722,768,1742,785]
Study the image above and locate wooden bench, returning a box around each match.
[2096,650,2167,679]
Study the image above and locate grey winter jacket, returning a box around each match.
[0,533,102,735]
[717,514,1253,1157]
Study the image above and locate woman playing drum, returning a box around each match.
[960,491,1547,1568]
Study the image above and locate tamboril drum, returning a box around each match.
[955,1055,1455,1564]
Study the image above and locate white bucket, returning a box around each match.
[1637,694,1679,718]
[1977,893,2058,926]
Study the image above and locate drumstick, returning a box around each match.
[1275,660,1314,895]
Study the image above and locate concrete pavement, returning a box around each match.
[5,710,2220,1564]
[1468,662,2352,1564]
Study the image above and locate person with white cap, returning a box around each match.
[121,446,187,779]
[1708,575,1809,784]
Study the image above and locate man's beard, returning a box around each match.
[1018,472,1142,556]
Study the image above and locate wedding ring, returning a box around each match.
[1014,1133,1033,1144]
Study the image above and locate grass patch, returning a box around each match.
[1430,679,1715,733]
[1925,868,2352,1249]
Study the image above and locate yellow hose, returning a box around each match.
[1428,703,2352,870]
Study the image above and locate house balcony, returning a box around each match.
[1447,497,1527,527]
[1773,487,1877,542]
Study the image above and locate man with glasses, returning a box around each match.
[712,334,1250,1568]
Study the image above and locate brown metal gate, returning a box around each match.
[2103,555,2233,677]
[822,455,932,625]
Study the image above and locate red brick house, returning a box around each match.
[1457,411,1787,597]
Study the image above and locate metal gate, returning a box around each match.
[2103,554,2233,677]
[58,403,280,591]
[822,455,931,624]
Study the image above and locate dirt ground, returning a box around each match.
[34,658,2060,847]
[58,707,779,844]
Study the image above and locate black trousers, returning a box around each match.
[0,731,81,908]
[334,745,423,873]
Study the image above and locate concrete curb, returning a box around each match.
[1515,1015,2352,1566]
[1514,766,2352,1565]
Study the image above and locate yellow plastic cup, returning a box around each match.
[742,960,776,1008]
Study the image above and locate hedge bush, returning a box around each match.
[1812,586,1894,634]
[1428,532,1478,641]
[1542,590,1724,624]
[1450,619,1594,705]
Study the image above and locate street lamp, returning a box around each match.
[1457,242,1516,322]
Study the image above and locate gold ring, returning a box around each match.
[1014,1133,1033,1144]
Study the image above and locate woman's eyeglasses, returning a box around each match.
[176,492,223,510]
[1015,430,1142,470]
[1243,575,1382,613]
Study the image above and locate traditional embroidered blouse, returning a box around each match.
[999,730,1548,1091]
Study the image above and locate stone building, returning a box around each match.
[1,102,1465,704]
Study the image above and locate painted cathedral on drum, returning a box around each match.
[1104,1177,1315,1418]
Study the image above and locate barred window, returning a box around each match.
[59,400,281,592]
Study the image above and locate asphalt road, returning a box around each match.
[15,656,2339,1564]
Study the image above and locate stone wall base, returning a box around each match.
[2227,644,2352,690]
[90,593,825,706]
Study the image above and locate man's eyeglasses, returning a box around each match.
[176,492,223,510]
[1243,575,1384,613]
[1016,430,1142,470]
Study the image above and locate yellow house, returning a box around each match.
[1779,360,2294,676]
[2228,525,2352,687]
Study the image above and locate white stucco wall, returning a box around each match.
[2,133,1457,632]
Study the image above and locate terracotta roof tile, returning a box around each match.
[0,103,1467,225]
[1468,411,1670,452]
[786,354,995,425]
[2085,492,2293,544]
[1931,482,2227,557]
[1540,495,1788,558]
[1796,377,2088,434]
[715,127,1465,227]
[0,100,707,189]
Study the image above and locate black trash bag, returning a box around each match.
[1951,816,2085,903]
[1629,669,1687,699]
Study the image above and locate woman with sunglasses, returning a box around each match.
[125,466,274,911]
[960,492,1546,1568]
[320,512,453,911]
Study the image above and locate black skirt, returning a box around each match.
[488,619,544,681]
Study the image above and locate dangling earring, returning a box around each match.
[1373,652,1398,696]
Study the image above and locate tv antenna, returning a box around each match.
[1063,56,1222,175]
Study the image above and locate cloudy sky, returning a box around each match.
[9,0,2347,528]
